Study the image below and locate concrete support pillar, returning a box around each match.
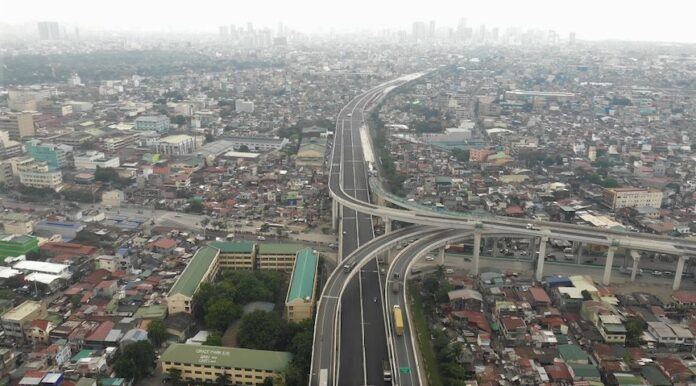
[337,205,344,261]
[439,247,445,265]
[492,238,500,257]
[674,256,687,291]
[575,242,584,264]
[331,199,338,231]
[472,232,481,275]
[631,254,640,282]
[535,237,548,281]
[528,237,537,257]
[602,247,616,285]
[384,217,392,234]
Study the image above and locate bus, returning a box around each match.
[319,369,328,386]
[393,305,404,336]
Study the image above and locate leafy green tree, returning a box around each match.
[204,331,223,346]
[581,290,592,301]
[205,298,242,332]
[147,320,168,348]
[238,311,283,350]
[625,319,647,347]
[215,372,232,385]
[113,341,156,380]
[167,368,182,385]
[239,145,250,152]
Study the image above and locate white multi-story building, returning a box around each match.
[74,151,120,170]
[153,135,196,155]
[103,133,140,152]
[224,136,289,152]
[604,188,663,210]
[235,99,254,113]
[134,115,170,133]
[17,160,63,191]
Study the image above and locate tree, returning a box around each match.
[238,145,250,152]
[201,217,210,237]
[238,311,284,350]
[113,341,156,380]
[205,298,242,332]
[167,368,182,385]
[189,199,204,213]
[204,331,223,346]
[147,320,168,348]
[215,372,232,386]
[581,289,592,301]
[625,319,647,347]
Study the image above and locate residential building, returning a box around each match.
[153,135,196,155]
[134,116,170,133]
[0,300,47,342]
[25,140,71,168]
[0,234,39,260]
[499,315,527,343]
[257,244,304,271]
[209,241,256,270]
[223,136,289,152]
[3,220,33,235]
[166,246,220,314]
[26,319,54,344]
[0,160,14,186]
[161,344,291,385]
[647,322,695,346]
[17,159,63,191]
[597,314,626,344]
[603,188,663,210]
[0,112,34,140]
[285,248,318,322]
[38,21,61,40]
[101,190,124,207]
[74,151,120,170]
[103,133,140,152]
[235,99,255,113]
[7,88,52,111]
[0,131,21,160]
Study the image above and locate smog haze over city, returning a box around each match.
[3,2,696,386]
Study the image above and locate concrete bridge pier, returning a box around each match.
[337,204,344,261]
[630,250,641,282]
[332,199,339,231]
[602,247,617,285]
[575,241,584,264]
[491,238,500,257]
[473,232,481,275]
[674,256,688,290]
[384,217,392,234]
[439,247,445,265]
[535,237,548,281]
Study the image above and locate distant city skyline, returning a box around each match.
[1,0,695,43]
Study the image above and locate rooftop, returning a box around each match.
[161,343,292,372]
[209,241,255,254]
[2,300,42,321]
[168,246,219,298]
[286,248,318,302]
[258,243,304,255]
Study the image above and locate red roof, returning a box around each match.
[501,315,526,330]
[673,291,696,304]
[544,363,572,381]
[82,269,112,285]
[529,287,552,304]
[152,238,177,249]
[86,321,115,342]
[451,310,492,333]
[30,319,50,331]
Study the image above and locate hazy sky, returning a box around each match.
[3,0,696,42]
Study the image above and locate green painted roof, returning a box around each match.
[287,248,318,302]
[71,350,95,363]
[168,247,219,298]
[558,344,588,362]
[569,364,600,379]
[161,343,292,372]
[209,241,255,254]
[258,243,304,255]
[133,304,168,320]
[641,366,671,386]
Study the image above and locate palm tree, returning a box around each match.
[200,216,210,237]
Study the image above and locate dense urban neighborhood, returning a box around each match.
[1,13,696,386]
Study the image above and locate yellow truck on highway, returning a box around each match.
[393,305,404,336]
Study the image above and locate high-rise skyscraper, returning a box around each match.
[219,26,229,37]
[569,32,576,45]
[428,20,436,38]
[38,21,61,40]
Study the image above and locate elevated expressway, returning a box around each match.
[312,71,696,386]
